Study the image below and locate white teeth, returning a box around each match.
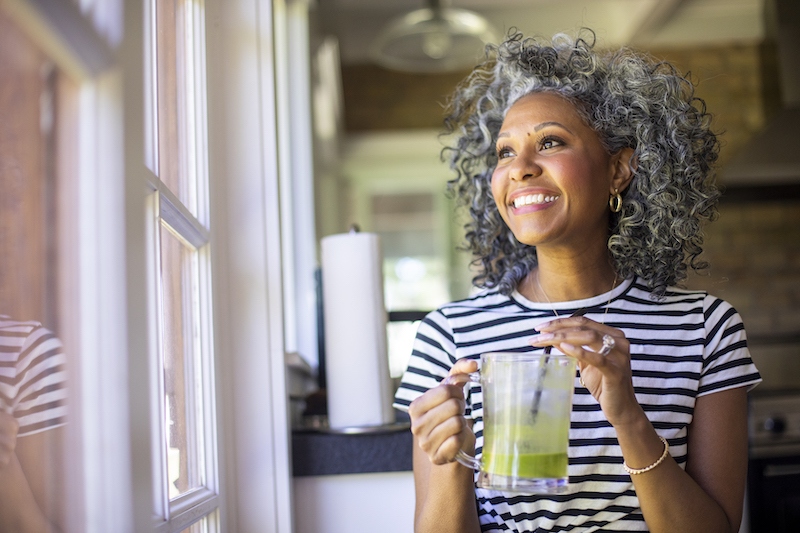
[513,194,558,208]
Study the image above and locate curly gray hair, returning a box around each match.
[443,30,720,298]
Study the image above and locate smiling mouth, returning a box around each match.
[513,194,559,208]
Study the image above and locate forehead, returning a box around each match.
[502,92,586,126]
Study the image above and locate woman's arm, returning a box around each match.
[412,435,480,533]
[613,387,747,533]
[0,453,59,533]
[0,424,65,533]
[532,316,749,533]
[408,358,481,533]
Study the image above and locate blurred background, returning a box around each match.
[306,0,800,385]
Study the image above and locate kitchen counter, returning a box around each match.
[292,423,413,476]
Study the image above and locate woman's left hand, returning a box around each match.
[529,316,642,428]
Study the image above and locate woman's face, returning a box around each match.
[491,92,621,252]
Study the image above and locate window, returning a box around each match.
[1,0,296,530]
[146,0,218,530]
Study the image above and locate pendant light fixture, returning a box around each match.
[370,0,499,74]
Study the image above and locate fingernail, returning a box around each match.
[561,343,576,351]
[538,321,552,330]
[534,333,554,342]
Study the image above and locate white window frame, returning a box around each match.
[4,0,295,532]
[141,0,220,529]
[144,187,220,533]
[200,0,295,531]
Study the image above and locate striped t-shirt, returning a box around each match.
[0,316,68,436]
[394,277,761,532]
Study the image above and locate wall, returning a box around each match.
[686,198,800,389]
[293,472,415,533]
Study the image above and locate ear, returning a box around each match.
[609,147,636,194]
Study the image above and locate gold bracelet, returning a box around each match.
[623,436,669,475]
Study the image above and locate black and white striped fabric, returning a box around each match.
[394,277,761,532]
[0,316,67,437]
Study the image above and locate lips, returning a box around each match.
[512,193,559,209]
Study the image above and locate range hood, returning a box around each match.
[722,0,800,187]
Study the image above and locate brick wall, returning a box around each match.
[686,200,800,337]
[647,42,780,171]
[684,198,800,389]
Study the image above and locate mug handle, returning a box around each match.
[442,371,482,471]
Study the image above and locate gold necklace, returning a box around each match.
[535,272,618,323]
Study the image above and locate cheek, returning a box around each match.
[490,170,504,206]
[490,171,513,227]
[561,160,605,195]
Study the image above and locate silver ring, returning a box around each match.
[598,334,615,356]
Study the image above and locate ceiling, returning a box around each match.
[314,0,766,65]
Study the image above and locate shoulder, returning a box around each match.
[436,288,517,316]
[627,279,708,304]
[0,315,41,336]
[614,279,745,335]
[612,278,710,320]
[647,285,743,327]
[423,289,525,331]
[0,315,61,352]
[0,315,64,374]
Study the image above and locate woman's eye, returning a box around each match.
[540,137,562,150]
[497,147,514,159]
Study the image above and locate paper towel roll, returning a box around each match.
[321,232,395,429]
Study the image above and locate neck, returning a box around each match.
[522,253,619,303]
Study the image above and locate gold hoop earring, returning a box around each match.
[609,189,623,213]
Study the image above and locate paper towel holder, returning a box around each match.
[349,223,360,234]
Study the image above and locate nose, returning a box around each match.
[509,155,542,181]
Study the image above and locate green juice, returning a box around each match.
[482,419,570,479]
[482,451,568,478]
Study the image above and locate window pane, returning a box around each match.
[160,222,203,498]
[155,0,196,213]
[179,510,217,533]
[371,192,449,311]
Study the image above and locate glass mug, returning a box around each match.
[445,352,576,493]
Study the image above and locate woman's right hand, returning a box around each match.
[0,410,19,470]
[408,358,478,465]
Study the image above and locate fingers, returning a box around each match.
[536,315,616,335]
[408,381,466,420]
[448,358,478,376]
[409,361,477,465]
[529,316,629,370]
[531,317,641,426]
[409,390,470,465]
[422,411,470,464]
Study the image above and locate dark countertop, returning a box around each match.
[292,423,413,477]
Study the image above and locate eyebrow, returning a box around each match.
[497,121,573,139]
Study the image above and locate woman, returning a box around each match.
[393,31,761,533]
